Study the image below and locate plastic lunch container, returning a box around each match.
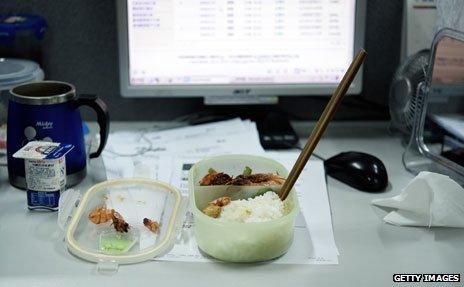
[59,178,185,267]
[0,58,44,133]
[188,154,300,262]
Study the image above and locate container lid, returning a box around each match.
[62,178,186,266]
[0,14,47,41]
[0,58,44,91]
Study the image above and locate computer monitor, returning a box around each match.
[117,0,366,102]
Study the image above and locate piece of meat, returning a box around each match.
[208,196,231,207]
[112,212,130,233]
[202,205,222,218]
[226,175,252,186]
[88,206,115,224]
[143,218,160,233]
[247,173,285,185]
[202,196,231,218]
[199,172,232,185]
[227,173,285,186]
[89,205,130,233]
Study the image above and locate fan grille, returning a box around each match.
[389,50,429,135]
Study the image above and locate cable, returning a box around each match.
[281,96,389,121]
[275,140,327,161]
[345,96,388,112]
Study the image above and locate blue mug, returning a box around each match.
[7,81,109,189]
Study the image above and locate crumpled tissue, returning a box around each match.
[372,172,464,227]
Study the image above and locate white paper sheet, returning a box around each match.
[266,151,340,261]
[103,154,174,183]
[432,114,464,142]
[156,152,339,264]
[102,119,339,264]
[104,128,263,158]
[106,118,248,147]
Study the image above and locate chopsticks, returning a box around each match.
[280,49,367,200]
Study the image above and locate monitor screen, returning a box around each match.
[118,0,364,97]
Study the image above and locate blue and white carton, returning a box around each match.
[13,141,74,211]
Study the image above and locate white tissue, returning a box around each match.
[372,172,464,228]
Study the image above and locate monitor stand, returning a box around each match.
[256,111,299,149]
[204,95,278,105]
[190,102,300,149]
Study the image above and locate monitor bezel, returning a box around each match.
[117,0,366,98]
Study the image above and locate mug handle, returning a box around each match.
[75,94,110,158]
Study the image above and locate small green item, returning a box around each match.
[208,168,217,174]
[242,166,252,176]
[100,231,137,254]
[251,187,275,198]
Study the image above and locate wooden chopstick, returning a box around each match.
[280,49,367,200]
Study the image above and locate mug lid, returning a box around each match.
[0,14,47,41]
[9,81,76,105]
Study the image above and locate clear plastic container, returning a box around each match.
[0,58,44,164]
[189,154,299,262]
[60,178,186,267]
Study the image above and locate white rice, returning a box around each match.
[219,192,284,223]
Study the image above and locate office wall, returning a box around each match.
[0,0,402,121]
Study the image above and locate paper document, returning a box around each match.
[102,119,339,264]
[158,152,339,264]
[432,114,464,142]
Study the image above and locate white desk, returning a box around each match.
[1,121,463,287]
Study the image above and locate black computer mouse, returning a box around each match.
[324,151,388,192]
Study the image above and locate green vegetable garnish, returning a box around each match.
[208,168,217,174]
[100,235,135,254]
[242,166,252,176]
[251,187,275,198]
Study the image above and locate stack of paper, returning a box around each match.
[103,119,263,182]
[102,119,339,264]
[431,114,464,142]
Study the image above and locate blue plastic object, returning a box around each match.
[82,122,90,136]
[8,101,87,177]
[0,14,47,44]
[7,82,110,189]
